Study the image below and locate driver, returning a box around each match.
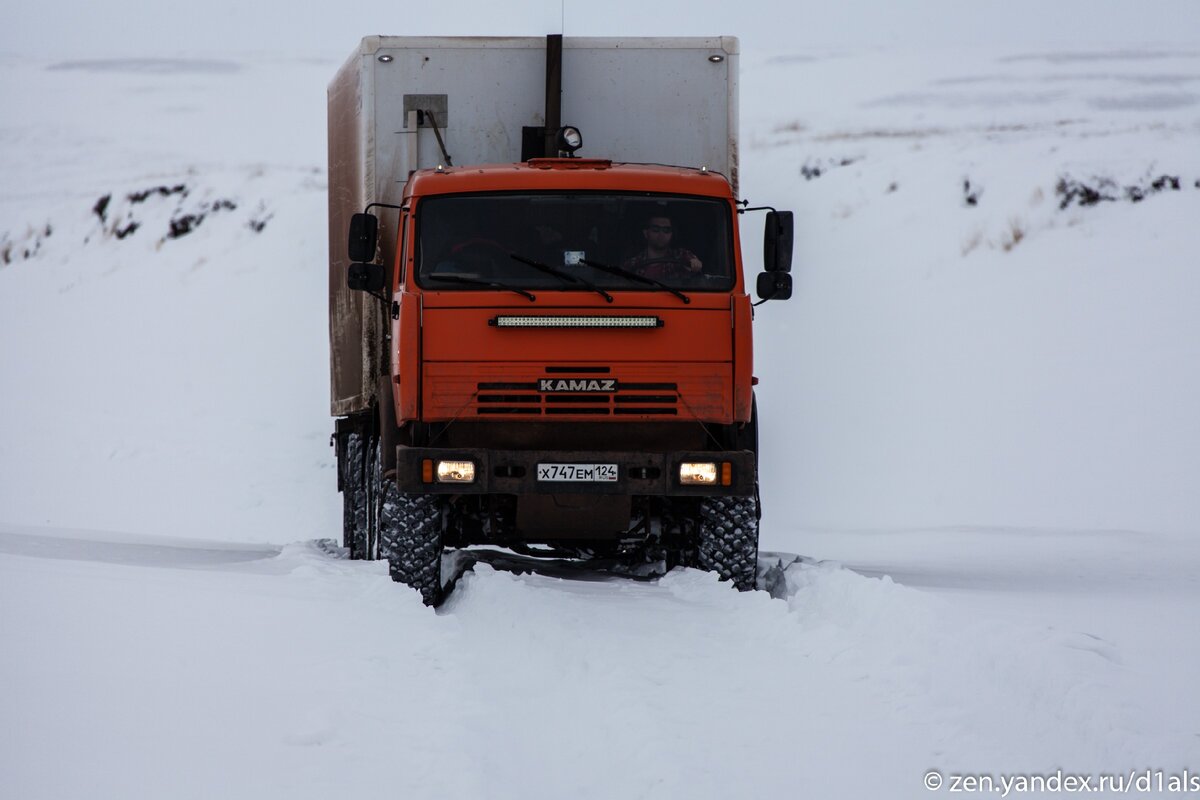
[622,214,703,281]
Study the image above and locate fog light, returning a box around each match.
[680,462,717,485]
[436,460,476,483]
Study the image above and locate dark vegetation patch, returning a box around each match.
[166,199,238,240]
[1056,173,1185,209]
[1,223,53,265]
[93,194,111,222]
[114,222,140,240]
[246,201,273,234]
[801,156,860,181]
[94,185,193,241]
[128,184,187,203]
[88,184,244,242]
[963,178,981,207]
[7,180,269,267]
[168,214,203,239]
[248,214,272,233]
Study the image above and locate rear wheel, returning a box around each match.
[697,495,760,591]
[381,491,446,607]
[341,430,370,559]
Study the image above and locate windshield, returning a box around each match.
[416,193,735,292]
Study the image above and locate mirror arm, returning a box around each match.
[364,202,404,214]
[751,291,775,308]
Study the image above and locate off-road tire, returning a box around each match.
[697,496,760,591]
[341,431,370,559]
[364,436,386,560]
[381,491,446,606]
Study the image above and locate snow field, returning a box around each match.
[744,46,1200,535]
[3,527,1190,799]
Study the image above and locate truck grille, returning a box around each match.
[475,381,678,416]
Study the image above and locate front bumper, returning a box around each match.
[395,447,756,496]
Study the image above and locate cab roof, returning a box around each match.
[404,160,734,200]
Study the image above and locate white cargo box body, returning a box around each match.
[329,35,739,415]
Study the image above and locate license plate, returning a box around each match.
[536,463,619,482]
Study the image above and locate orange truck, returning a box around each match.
[329,35,792,604]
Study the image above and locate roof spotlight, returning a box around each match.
[556,125,583,155]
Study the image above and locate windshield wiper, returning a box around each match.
[426,273,536,302]
[579,258,690,304]
[508,253,613,303]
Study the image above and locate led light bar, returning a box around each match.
[490,315,663,329]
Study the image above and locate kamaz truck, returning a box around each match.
[329,35,792,605]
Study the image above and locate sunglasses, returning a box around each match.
[645,225,673,233]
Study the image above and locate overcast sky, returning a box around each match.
[4,0,1199,59]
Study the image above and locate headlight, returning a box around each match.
[679,462,718,485]
[436,460,476,483]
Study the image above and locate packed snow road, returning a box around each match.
[2,524,1195,799]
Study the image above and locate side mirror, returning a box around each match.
[348,262,386,293]
[756,271,793,302]
[348,213,379,263]
[763,210,794,273]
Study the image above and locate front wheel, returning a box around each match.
[697,495,760,591]
[380,489,446,606]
